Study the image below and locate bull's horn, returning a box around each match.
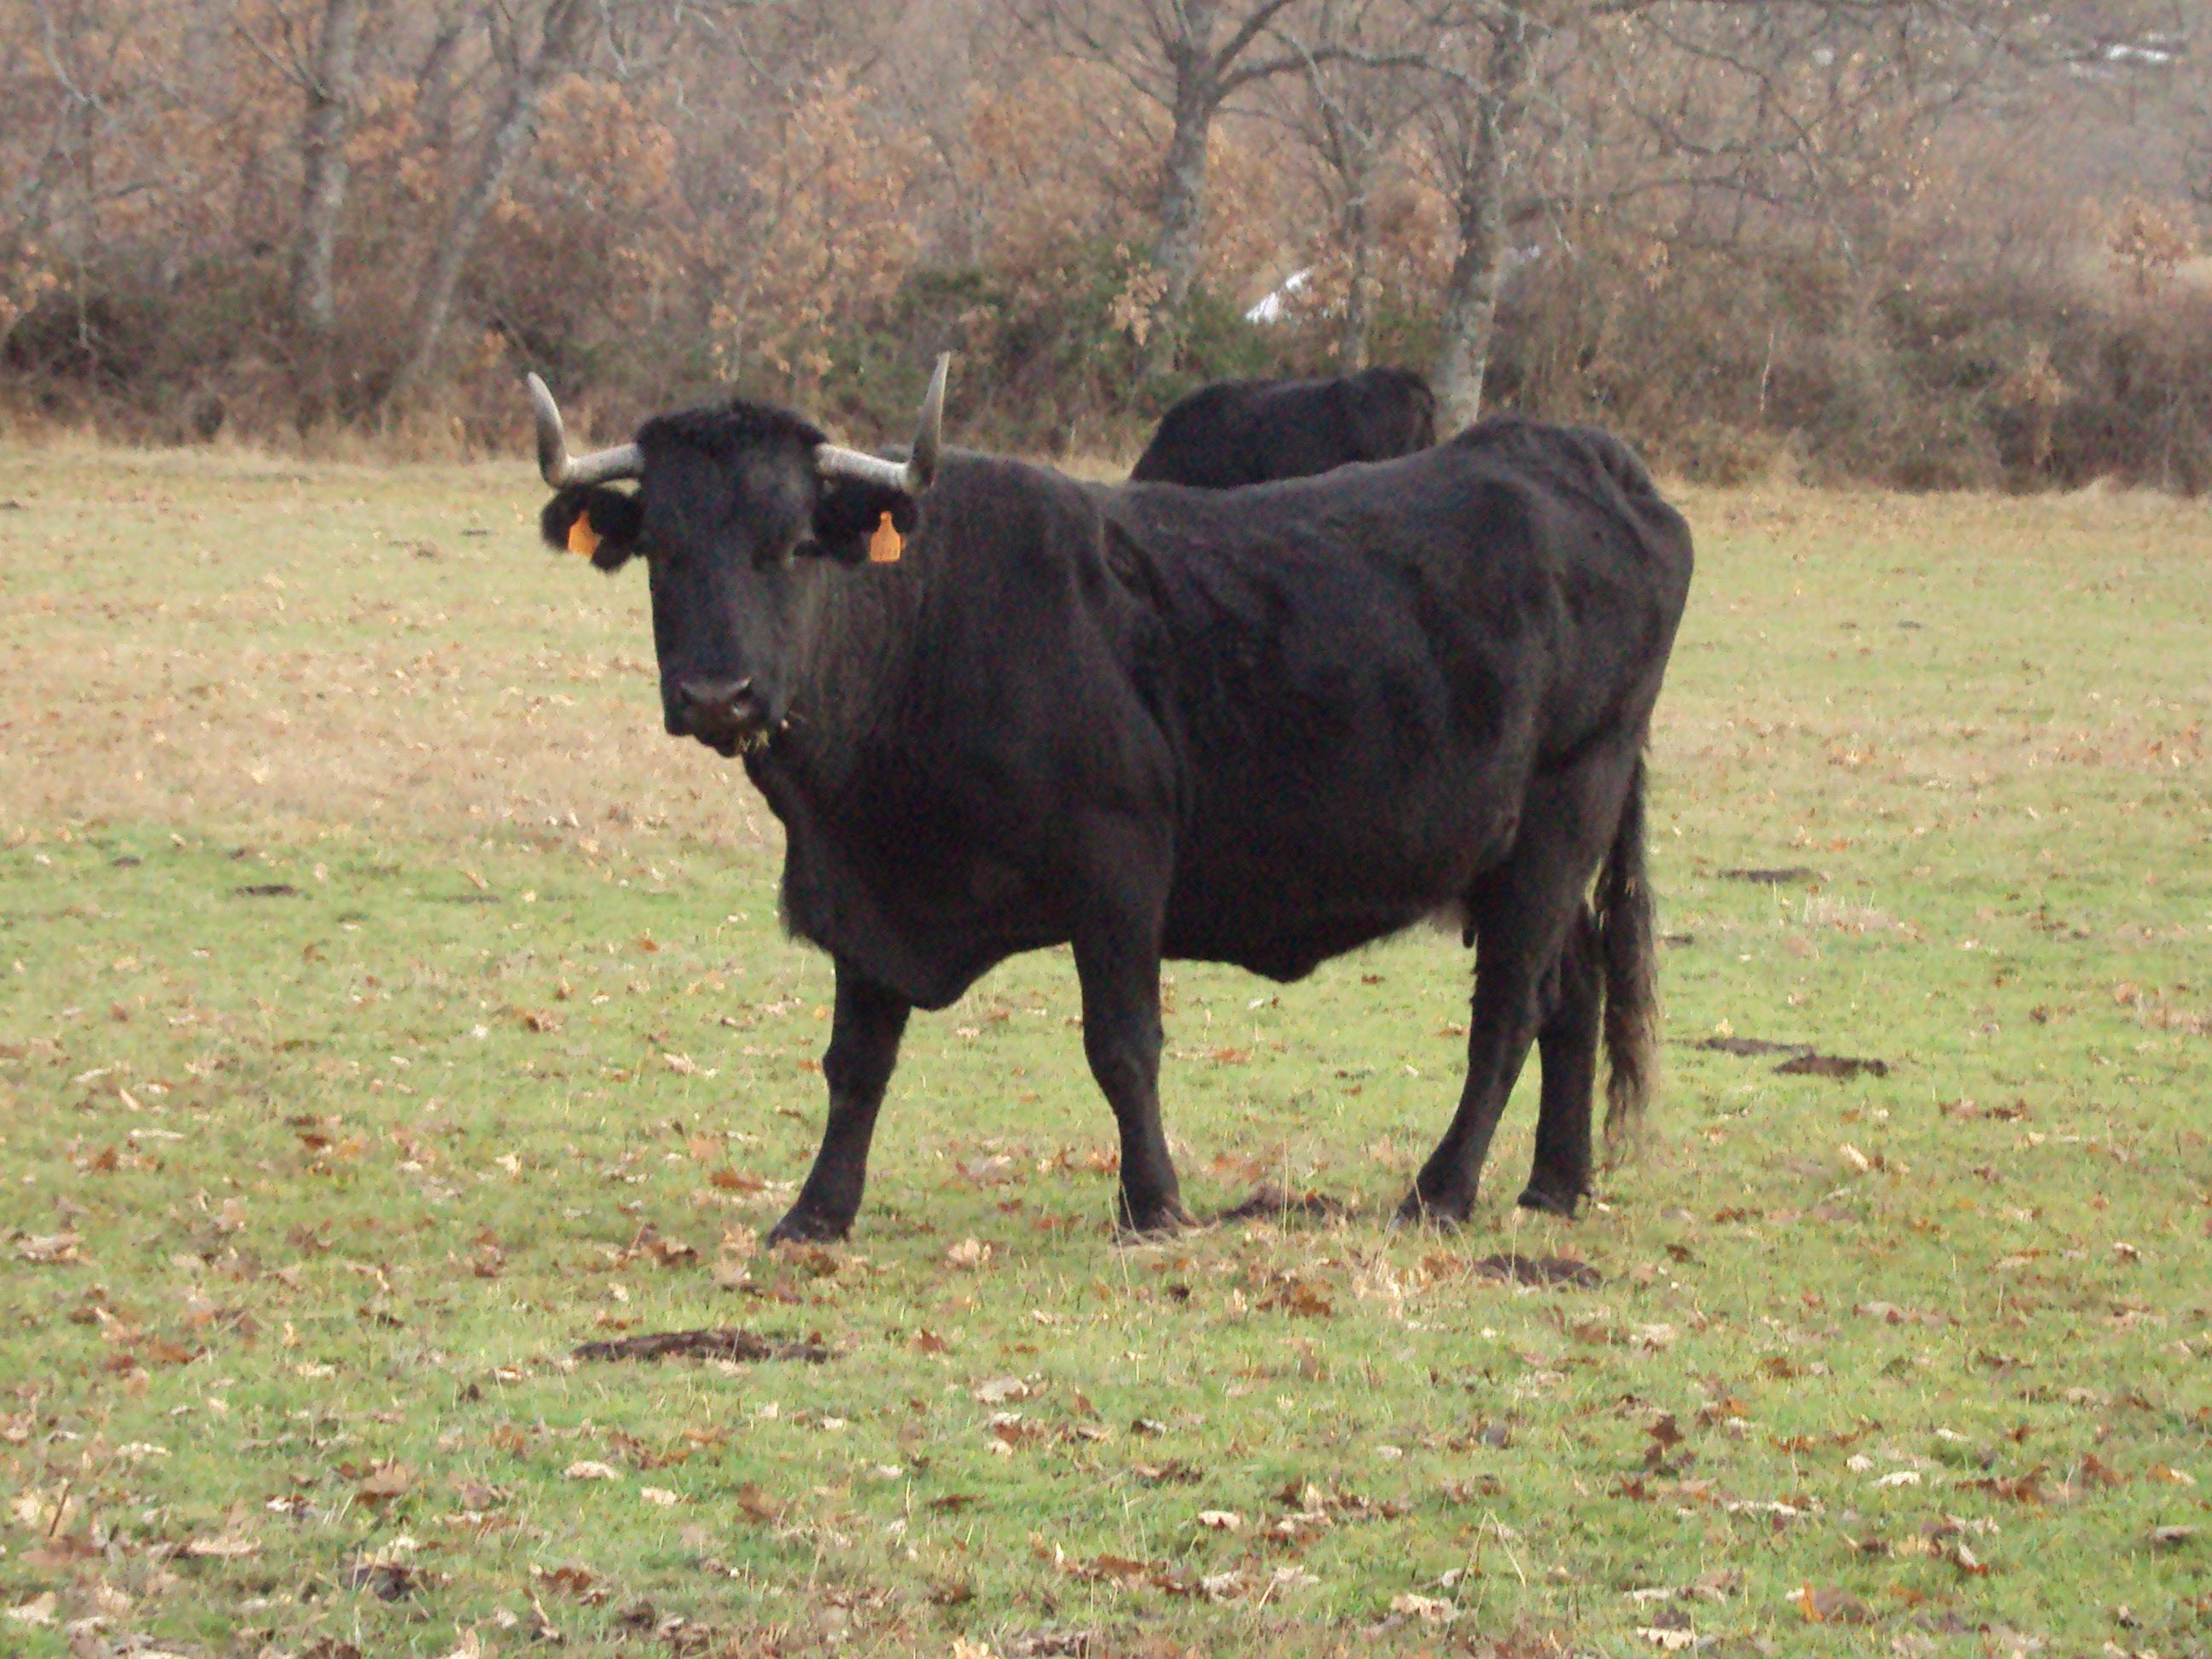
[908,352,947,487]
[814,353,950,495]
[526,373,643,487]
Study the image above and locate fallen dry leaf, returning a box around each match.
[734,1482,780,1522]
[1196,1509,1244,1531]
[15,1233,80,1265]
[1787,1585,1872,1624]
[357,1461,415,1504]
[182,1533,261,1558]
[2080,1452,2128,1488]
[1260,1278,1334,1317]
[4,1592,58,1627]
[1390,1592,1458,1626]
[9,1485,76,1533]
[946,1237,992,1271]
[563,1461,621,1481]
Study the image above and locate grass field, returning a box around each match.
[2,443,2209,1659]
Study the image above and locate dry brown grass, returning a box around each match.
[0,444,778,852]
[6,443,2207,858]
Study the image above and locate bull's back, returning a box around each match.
[1128,387,1281,487]
[1115,455,1545,971]
[1111,433,1690,975]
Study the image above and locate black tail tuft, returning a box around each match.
[1597,756,1659,1153]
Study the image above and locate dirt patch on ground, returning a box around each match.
[1470,1254,1603,1289]
[573,1329,834,1365]
[1214,1185,1359,1225]
[1695,1036,1891,1079]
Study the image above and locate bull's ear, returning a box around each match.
[540,486,643,572]
[801,474,917,566]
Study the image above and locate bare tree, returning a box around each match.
[1279,0,1435,368]
[382,0,597,412]
[229,0,382,416]
[1028,0,1329,371]
[1419,0,2040,429]
[1424,2,1548,427]
[288,0,373,344]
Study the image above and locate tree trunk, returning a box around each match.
[1431,15,1535,430]
[1145,45,1220,376]
[383,0,592,412]
[1338,172,1373,370]
[289,0,368,335]
[288,0,370,422]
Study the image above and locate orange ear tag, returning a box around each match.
[867,511,904,564]
[567,513,601,559]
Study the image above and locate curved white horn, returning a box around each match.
[527,373,643,487]
[908,352,947,490]
[813,353,951,495]
[813,445,917,490]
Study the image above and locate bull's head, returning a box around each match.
[531,358,947,755]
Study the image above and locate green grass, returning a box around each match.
[1,447,2208,1657]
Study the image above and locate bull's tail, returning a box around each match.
[1597,755,1659,1153]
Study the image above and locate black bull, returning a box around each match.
[1129,366,1438,487]
[537,392,1693,1238]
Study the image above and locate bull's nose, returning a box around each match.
[676,677,755,723]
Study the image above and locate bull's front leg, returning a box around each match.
[1072,919,1194,1237]
[767,963,911,1244]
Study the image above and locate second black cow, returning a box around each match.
[1129,365,1437,487]
[528,358,1692,1242]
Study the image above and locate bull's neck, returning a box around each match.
[767,557,923,799]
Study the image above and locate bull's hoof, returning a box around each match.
[1115,1196,1199,1241]
[1392,1188,1473,1231]
[765,1207,852,1246]
[1515,1185,1583,1218]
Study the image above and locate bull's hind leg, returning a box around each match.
[767,963,911,1243]
[1519,906,1601,1215]
[1399,752,1634,1227]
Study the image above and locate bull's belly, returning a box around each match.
[1159,800,1517,981]
[1161,902,1444,981]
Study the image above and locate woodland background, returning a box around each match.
[2,0,2208,490]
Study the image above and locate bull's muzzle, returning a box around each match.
[672,677,766,753]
